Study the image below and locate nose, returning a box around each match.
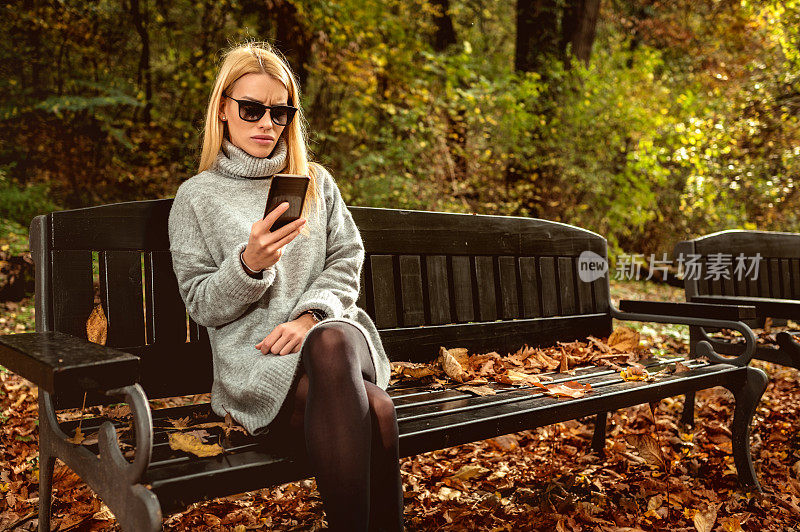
[257,109,275,130]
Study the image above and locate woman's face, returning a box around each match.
[219,73,290,158]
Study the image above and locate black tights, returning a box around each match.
[272,322,404,531]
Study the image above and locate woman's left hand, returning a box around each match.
[255,314,317,355]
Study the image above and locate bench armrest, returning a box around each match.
[690,295,800,320]
[610,301,757,366]
[618,300,757,321]
[0,331,139,395]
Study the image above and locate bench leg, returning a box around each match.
[37,450,56,532]
[591,412,607,454]
[680,391,695,427]
[727,367,768,492]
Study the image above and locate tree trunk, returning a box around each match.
[431,0,457,52]
[514,0,560,73]
[561,0,601,65]
[129,0,152,122]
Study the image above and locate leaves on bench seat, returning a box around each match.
[389,325,647,390]
[168,432,223,457]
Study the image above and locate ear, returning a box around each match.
[218,98,227,120]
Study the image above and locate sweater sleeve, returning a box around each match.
[288,167,363,322]
[168,186,277,328]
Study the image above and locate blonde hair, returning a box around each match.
[199,40,322,234]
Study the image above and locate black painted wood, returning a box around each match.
[539,257,558,317]
[690,296,800,320]
[0,331,139,394]
[618,300,757,320]
[100,250,146,348]
[475,256,497,322]
[451,255,474,322]
[518,257,540,318]
[144,251,188,345]
[558,257,577,315]
[677,230,800,372]
[51,250,94,340]
[426,256,451,325]
[370,255,397,328]
[498,256,519,320]
[399,255,425,326]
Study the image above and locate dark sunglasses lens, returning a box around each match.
[240,102,266,122]
[271,107,290,126]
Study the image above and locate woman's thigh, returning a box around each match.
[278,321,378,431]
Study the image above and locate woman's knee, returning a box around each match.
[365,383,398,448]
[301,322,370,380]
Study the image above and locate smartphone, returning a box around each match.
[263,174,311,231]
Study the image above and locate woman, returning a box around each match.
[167,40,403,531]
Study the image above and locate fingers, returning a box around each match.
[264,201,290,227]
[272,334,294,355]
[272,222,305,249]
[268,217,306,242]
[256,332,300,355]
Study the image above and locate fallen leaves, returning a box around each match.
[168,432,223,458]
[534,380,593,399]
[607,326,642,353]
[621,365,651,381]
[390,327,647,392]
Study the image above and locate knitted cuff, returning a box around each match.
[219,241,277,300]
[289,290,345,322]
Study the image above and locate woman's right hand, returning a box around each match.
[242,202,306,270]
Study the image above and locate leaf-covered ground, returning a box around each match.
[2,280,800,530]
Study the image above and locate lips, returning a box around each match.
[252,135,274,141]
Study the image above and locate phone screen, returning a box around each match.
[264,174,310,231]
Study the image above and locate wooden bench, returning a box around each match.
[675,230,800,371]
[0,202,769,531]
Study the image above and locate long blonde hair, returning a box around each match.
[199,40,322,234]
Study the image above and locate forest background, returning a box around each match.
[0,0,798,263]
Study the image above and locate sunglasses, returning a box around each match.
[222,91,297,126]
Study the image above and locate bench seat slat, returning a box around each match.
[142,363,744,514]
[397,364,744,457]
[395,359,709,422]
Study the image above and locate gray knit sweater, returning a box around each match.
[167,137,392,436]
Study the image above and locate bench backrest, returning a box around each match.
[30,200,612,408]
[675,230,800,301]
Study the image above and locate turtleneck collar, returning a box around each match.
[213,136,288,180]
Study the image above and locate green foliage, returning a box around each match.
[0,0,798,260]
[0,164,60,229]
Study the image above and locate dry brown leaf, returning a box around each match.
[539,381,592,399]
[675,361,690,373]
[621,366,650,381]
[440,347,467,382]
[447,464,490,481]
[503,369,540,386]
[693,503,721,532]
[67,426,84,445]
[625,433,665,468]
[168,432,223,457]
[608,326,640,352]
[86,304,107,345]
[456,385,496,396]
[169,416,191,429]
[392,361,436,379]
[93,502,115,521]
[718,516,744,532]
